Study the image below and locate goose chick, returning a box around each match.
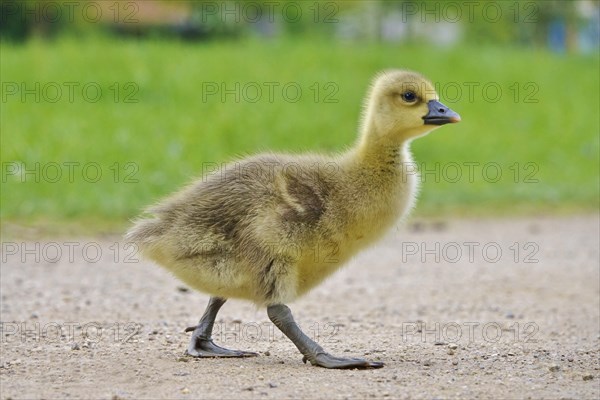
[126,70,460,369]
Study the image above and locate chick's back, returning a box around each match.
[126,153,338,302]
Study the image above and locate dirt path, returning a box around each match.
[1,215,599,399]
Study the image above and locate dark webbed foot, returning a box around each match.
[185,325,258,358]
[303,352,384,369]
[267,304,385,370]
[184,297,258,358]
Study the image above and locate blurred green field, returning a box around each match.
[1,36,599,232]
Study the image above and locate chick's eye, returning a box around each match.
[401,91,417,103]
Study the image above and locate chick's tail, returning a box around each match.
[124,217,167,254]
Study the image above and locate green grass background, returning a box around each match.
[1,36,599,232]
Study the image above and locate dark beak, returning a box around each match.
[423,100,461,125]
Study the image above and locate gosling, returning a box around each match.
[126,70,460,369]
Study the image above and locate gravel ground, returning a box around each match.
[1,215,599,400]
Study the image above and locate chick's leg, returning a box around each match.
[185,297,257,357]
[267,304,383,369]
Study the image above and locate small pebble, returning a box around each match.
[181,388,190,394]
[448,343,458,350]
[264,351,271,356]
[583,374,593,381]
[447,349,455,355]
[268,383,278,388]
[177,286,189,293]
[423,360,432,366]
[548,364,560,372]
[70,343,80,350]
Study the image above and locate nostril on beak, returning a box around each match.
[438,108,445,113]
